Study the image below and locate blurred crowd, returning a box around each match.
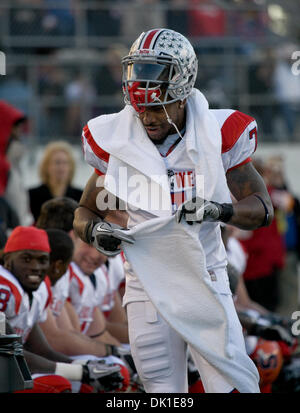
[1,0,274,41]
[0,0,299,142]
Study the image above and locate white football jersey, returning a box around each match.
[68,262,106,334]
[97,255,125,317]
[50,267,71,317]
[0,265,51,342]
[81,107,257,305]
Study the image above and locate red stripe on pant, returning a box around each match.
[15,375,72,393]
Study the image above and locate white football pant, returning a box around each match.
[127,299,244,393]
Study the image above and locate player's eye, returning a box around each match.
[151,106,164,113]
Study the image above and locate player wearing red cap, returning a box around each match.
[0,226,124,393]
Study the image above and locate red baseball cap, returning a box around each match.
[4,226,51,254]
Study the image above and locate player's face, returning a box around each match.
[73,238,107,275]
[138,100,185,143]
[48,258,71,286]
[4,250,50,293]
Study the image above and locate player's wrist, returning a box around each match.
[55,362,83,381]
[105,344,118,357]
[84,219,102,244]
[253,194,270,227]
[217,202,234,223]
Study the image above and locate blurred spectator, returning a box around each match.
[264,155,300,316]
[187,0,226,38]
[93,44,126,114]
[166,0,188,36]
[65,69,96,138]
[9,0,43,37]
[39,64,66,96]
[230,7,269,39]
[248,49,276,140]
[29,141,82,222]
[236,158,286,312]
[273,43,300,141]
[120,0,166,40]
[86,0,122,37]
[38,64,67,140]
[41,0,76,37]
[0,100,34,226]
[0,67,33,114]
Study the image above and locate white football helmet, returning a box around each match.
[122,28,198,113]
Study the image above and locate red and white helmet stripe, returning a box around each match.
[138,29,165,50]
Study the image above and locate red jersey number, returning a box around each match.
[0,288,10,311]
[249,126,258,151]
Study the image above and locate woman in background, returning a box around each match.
[29,141,82,222]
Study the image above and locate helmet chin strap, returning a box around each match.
[153,96,184,140]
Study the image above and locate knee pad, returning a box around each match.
[129,302,173,381]
[134,330,172,380]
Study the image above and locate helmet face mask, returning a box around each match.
[122,29,198,113]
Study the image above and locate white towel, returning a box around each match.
[88,88,231,216]
[122,216,260,393]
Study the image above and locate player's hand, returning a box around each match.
[86,220,135,257]
[175,196,233,225]
[82,360,124,391]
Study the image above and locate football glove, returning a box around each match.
[176,196,233,225]
[86,220,134,257]
[81,360,124,392]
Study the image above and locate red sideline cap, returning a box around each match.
[4,226,51,254]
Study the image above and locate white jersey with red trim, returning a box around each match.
[49,267,71,318]
[82,108,257,179]
[68,262,107,334]
[81,104,257,304]
[0,265,51,342]
[97,255,125,317]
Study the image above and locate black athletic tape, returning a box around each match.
[253,194,270,227]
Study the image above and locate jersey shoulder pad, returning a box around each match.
[211,109,256,153]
